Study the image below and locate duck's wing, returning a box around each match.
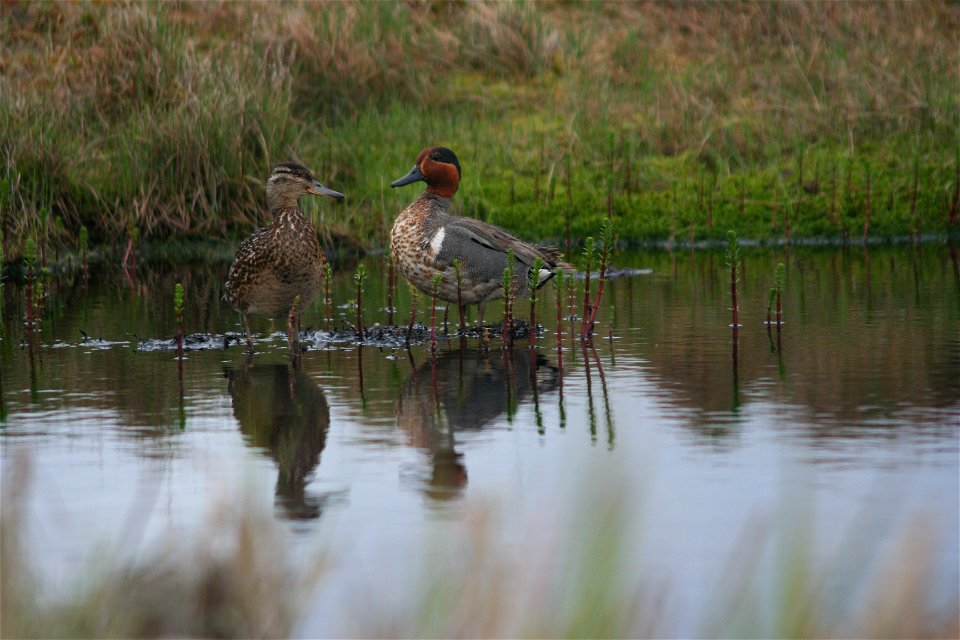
[443,217,561,267]
[433,217,567,288]
[225,226,272,295]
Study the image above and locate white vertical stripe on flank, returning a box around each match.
[430,227,446,256]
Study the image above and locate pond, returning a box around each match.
[2,244,958,636]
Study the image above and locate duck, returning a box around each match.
[390,146,564,326]
[225,162,343,353]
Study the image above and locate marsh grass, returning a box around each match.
[1,2,957,257]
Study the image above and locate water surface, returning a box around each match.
[2,245,958,635]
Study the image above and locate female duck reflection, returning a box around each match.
[225,364,330,521]
[397,349,558,500]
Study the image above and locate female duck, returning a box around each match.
[390,146,563,325]
[225,162,343,353]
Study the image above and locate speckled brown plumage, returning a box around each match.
[390,146,564,324]
[225,162,343,352]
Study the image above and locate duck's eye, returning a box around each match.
[431,151,442,161]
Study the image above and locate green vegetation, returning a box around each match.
[2,1,958,258]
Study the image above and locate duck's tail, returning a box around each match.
[535,244,575,272]
[531,244,575,290]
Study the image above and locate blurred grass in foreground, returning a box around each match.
[1,1,958,255]
[2,455,956,639]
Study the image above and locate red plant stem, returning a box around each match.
[830,163,838,225]
[555,287,564,371]
[405,291,417,344]
[730,263,739,328]
[950,154,960,228]
[122,237,133,267]
[387,259,395,325]
[580,258,592,339]
[176,313,183,359]
[776,290,782,326]
[25,276,35,340]
[324,276,331,332]
[502,293,512,351]
[909,161,919,242]
[457,281,466,334]
[529,290,537,349]
[862,168,872,244]
[356,282,364,341]
[430,291,438,352]
[586,249,610,334]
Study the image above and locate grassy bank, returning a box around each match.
[2,1,958,259]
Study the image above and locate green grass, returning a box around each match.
[1,1,958,259]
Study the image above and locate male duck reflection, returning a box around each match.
[391,147,566,326]
[397,349,558,500]
[226,363,330,520]
[224,163,343,355]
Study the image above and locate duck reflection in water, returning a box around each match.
[225,363,330,520]
[398,349,558,500]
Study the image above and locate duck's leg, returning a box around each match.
[243,313,254,355]
[287,304,298,353]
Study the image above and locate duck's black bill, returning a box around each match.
[390,165,425,188]
[309,182,344,199]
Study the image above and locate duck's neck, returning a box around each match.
[421,190,453,211]
[426,184,458,200]
[268,192,304,221]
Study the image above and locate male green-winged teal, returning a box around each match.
[390,146,564,325]
[225,162,343,353]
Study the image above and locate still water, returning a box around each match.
[2,245,958,635]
